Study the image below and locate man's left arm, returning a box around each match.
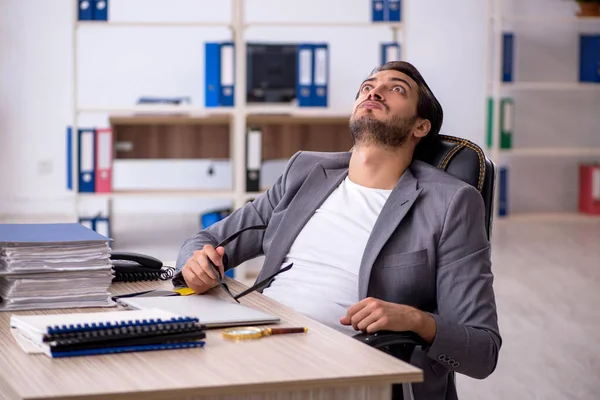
[422,183,501,379]
[341,184,501,379]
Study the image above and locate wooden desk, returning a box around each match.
[0,279,422,400]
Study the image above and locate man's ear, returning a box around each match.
[413,119,431,139]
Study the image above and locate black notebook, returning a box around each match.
[10,310,206,358]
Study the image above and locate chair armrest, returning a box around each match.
[353,330,426,350]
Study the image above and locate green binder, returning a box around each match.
[486,97,514,149]
[500,98,514,149]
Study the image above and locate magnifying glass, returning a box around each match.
[222,326,308,340]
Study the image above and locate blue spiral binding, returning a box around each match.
[46,316,200,335]
[50,341,205,358]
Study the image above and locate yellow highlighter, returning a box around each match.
[174,287,196,296]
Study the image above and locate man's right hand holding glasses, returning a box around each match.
[176,225,291,303]
[182,244,226,294]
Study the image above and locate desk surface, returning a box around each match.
[0,279,422,400]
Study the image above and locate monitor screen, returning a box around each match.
[247,43,297,103]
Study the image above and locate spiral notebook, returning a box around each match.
[10,309,206,358]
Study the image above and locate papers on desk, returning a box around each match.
[10,309,206,358]
[0,223,115,311]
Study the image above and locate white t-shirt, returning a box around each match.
[262,176,392,336]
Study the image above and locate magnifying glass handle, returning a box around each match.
[266,327,308,335]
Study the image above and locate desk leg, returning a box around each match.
[185,384,392,400]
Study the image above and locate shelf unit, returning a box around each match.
[487,0,600,215]
[70,0,407,279]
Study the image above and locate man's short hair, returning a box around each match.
[357,61,444,147]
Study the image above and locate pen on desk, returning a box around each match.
[264,327,308,335]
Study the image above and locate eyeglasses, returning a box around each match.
[206,225,293,303]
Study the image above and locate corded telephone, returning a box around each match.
[109,251,175,283]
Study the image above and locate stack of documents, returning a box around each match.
[0,223,115,311]
[10,309,205,358]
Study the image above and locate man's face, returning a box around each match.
[349,69,421,148]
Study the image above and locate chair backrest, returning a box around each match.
[414,134,497,240]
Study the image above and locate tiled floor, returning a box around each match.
[3,212,599,399]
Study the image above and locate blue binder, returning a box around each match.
[381,43,401,64]
[93,0,108,21]
[79,215,111,239]
[312,43,329,107]
[579,35,600,83]
[499,167,508,216]
[387,0,401,21]
[78,0,93,21]
[219,42,235,106]
[502,33,514,83]
[66,126,73,190]
[200,209,233,277]
[205,42,235,107]
[77,128,95,193]
[205,42,221,107]
[0,223,110,244]
[372,0,385,22]
[296,44,314,107]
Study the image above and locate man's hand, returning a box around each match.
[340,297,437,343]
[181,245,226,294]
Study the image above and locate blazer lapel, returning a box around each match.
[358,168,423,299]
[260,164,349,282]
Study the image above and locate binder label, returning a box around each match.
[81,132,94,182]
[95,219,110,238]
[384,44,400,63]
[593,169,600,201]
[221,45,234,87]
[247,130,262,170]
[98,133,111,172]
[299,48,313,85]
[314,48,327,85]
[502,100,514,131]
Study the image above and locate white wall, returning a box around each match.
[0,0,490,216]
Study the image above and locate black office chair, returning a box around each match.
[352,134,497,399]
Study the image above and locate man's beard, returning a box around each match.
[349,113,417,149]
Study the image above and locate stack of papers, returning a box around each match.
[0,223,115,311]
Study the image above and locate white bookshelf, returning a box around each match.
[70,0,407,280]
[487,0,600,215]
[495,15,600,23]
[501,147,600,157]
[500,82,600,91]
[77,190,236,199]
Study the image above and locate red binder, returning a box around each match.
[578,164,600,215]
[94,128,113,193]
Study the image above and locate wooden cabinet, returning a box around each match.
[110,114,353,161]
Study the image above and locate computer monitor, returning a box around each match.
[246,43,297,103]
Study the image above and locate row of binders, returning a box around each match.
[371,0,402,22]
[67,127,113,193]
[502,33,600,83]
[77,0,401,23]
[205,41,402,108]
[205,41,330,108]
[77,0,108,21]
[0,223,114,312]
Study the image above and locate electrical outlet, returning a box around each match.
[37,160,53,175]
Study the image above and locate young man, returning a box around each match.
[174,61,501,400]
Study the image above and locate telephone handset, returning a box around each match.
[109,251,175,282]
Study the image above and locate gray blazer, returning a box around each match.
[175,151,501,400]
